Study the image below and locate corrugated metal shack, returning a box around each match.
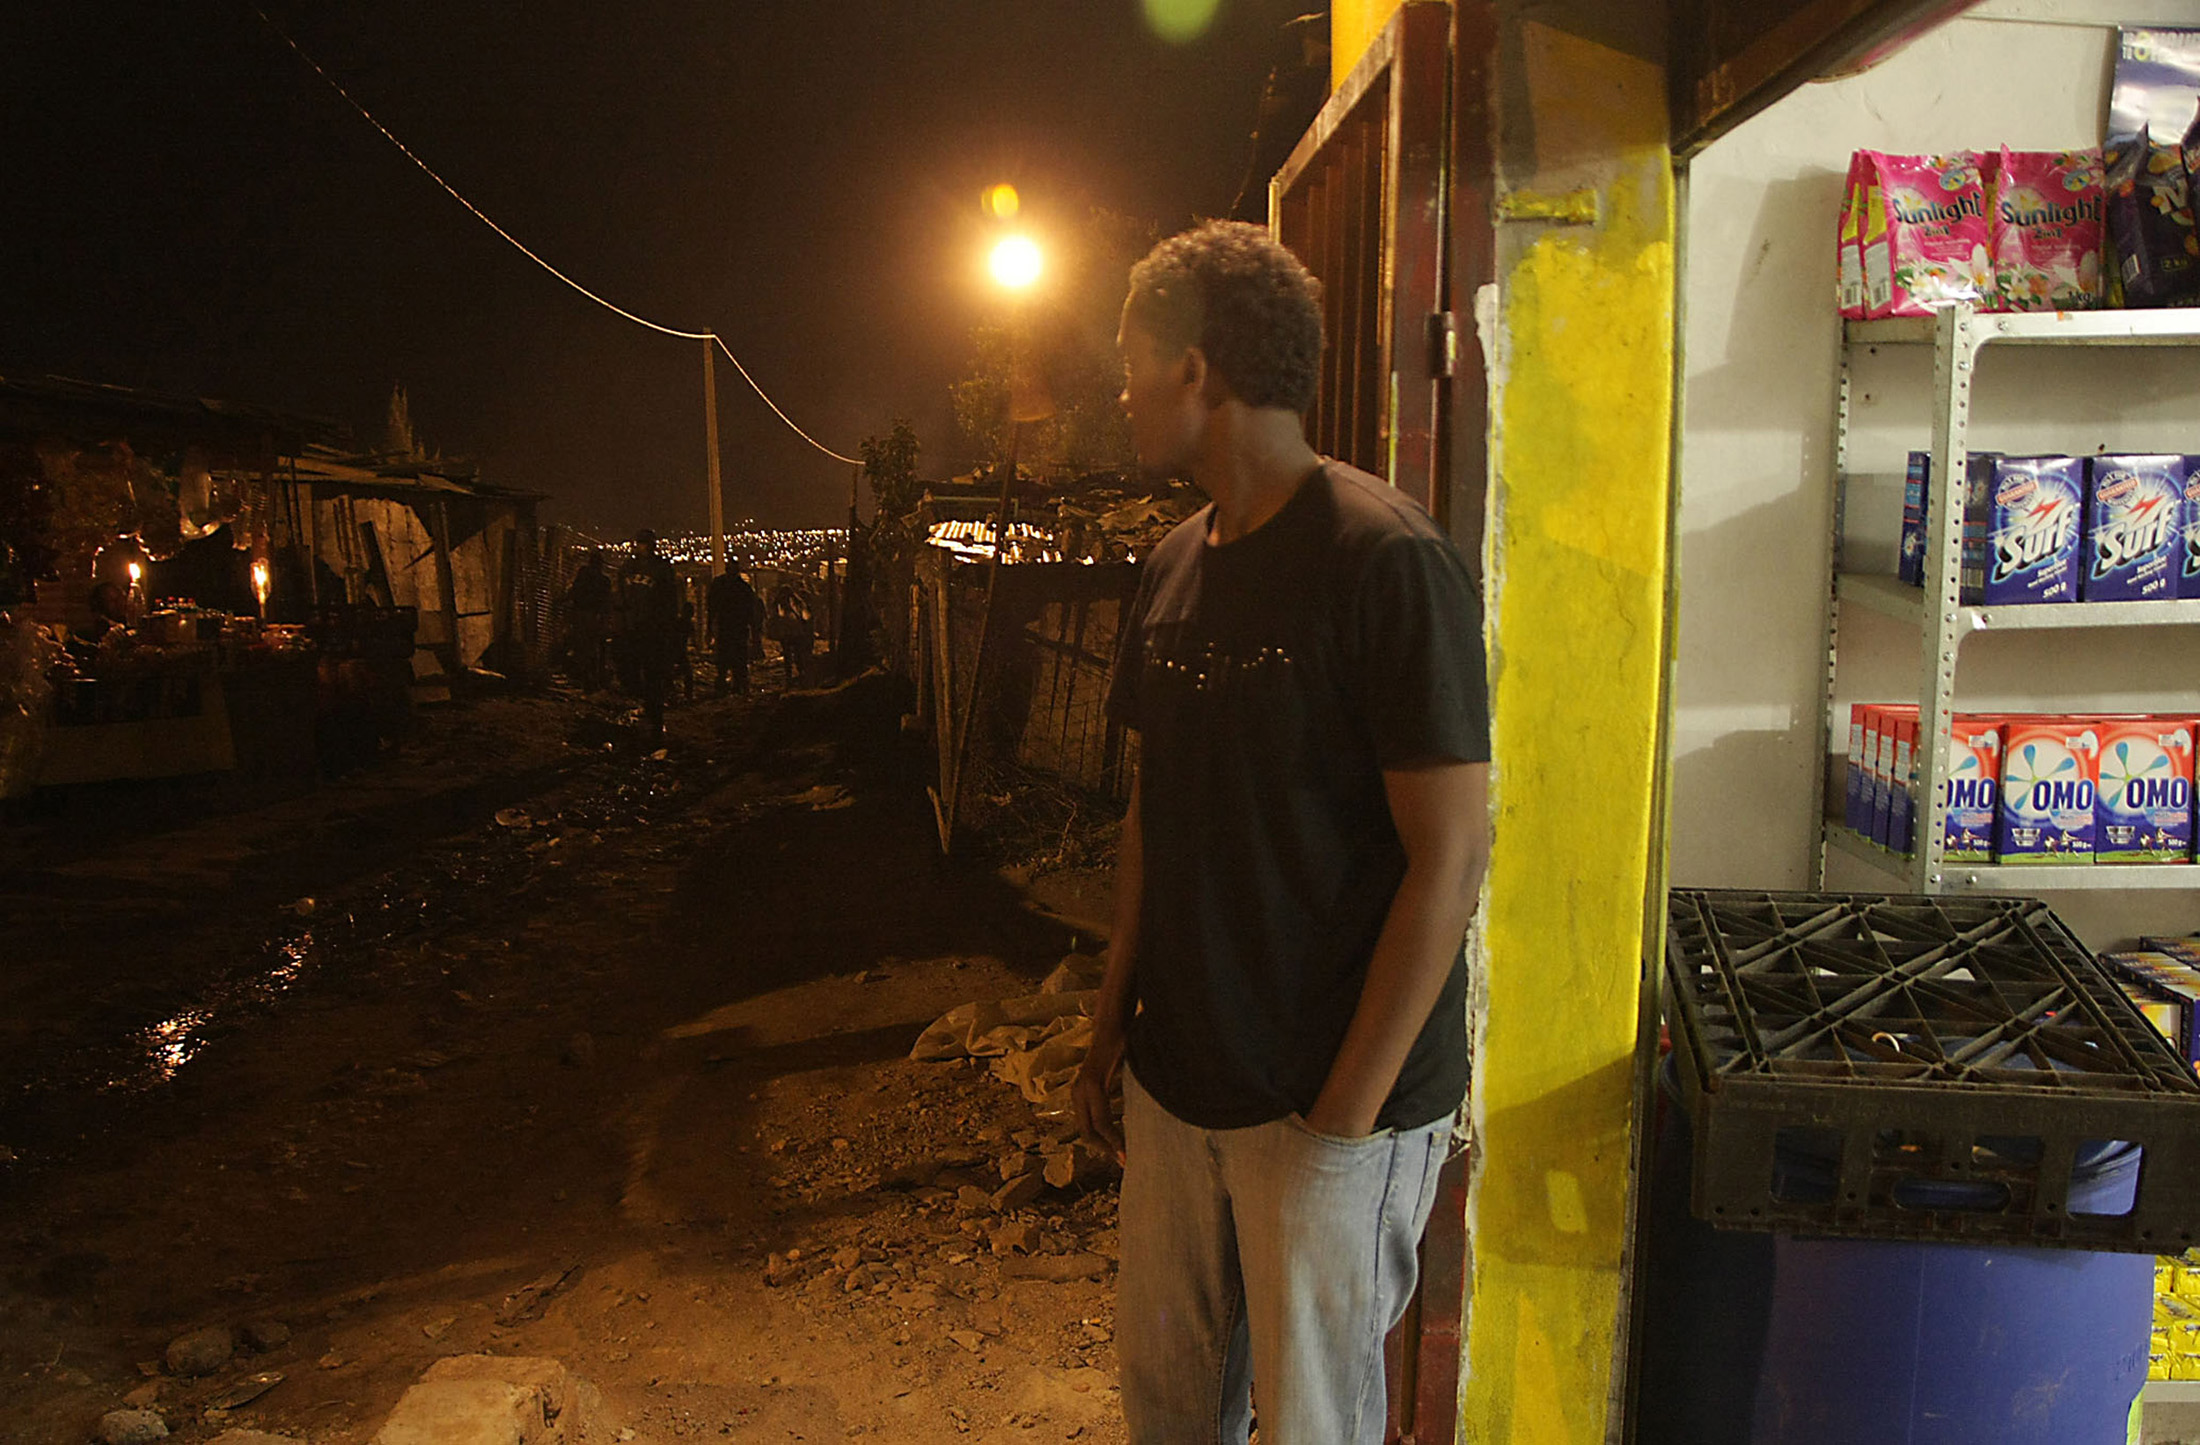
[909,471,1199,847]
[287,446,552,696]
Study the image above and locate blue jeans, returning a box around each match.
[1117,1064,1451,1445]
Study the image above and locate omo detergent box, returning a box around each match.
[2182,459,2200,599]
[1943,715,2003,863]
[1890,713,1919,854]
[1859,704,1888,842]
[1845,703,1871,834]
[1872,705,1917,848]
[1962,455,2085,606]
[2084,455,2186,602]
[1899,451,1932,587]
[1998,717,2099,863]
[2096,717,2195,862]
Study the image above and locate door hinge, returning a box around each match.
[1428,311,1457,379]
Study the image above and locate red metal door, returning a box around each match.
[1267,7,1495,1442]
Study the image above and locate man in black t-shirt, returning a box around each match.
[1074,221,1490,1445]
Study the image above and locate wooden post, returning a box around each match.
[704,337,726,577]
[938,427,1020,853]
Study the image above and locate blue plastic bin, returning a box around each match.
[1638,1072,2154,1445]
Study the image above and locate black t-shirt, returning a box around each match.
[616,555,678,632]
[1104,462,1490,1132]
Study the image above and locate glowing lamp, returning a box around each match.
[989,235,1043,291]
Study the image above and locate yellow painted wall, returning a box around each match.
[1464,19,1675,1445]
[1332,0,1412,87]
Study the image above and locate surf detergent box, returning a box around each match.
[1962,454,2085,606]
[1899,450,1931,586]
[2084,455,2185,602]
[2096,717,2195,862]
[1943,715,2003,864]
[2182,459,2200,599]
[1997,717,2099,862]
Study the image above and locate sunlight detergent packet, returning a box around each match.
[1962,455,2084,606]
[2085,455,2186,601]
[1838,154,1869,318]
[1991,148,2105,310]
[1943,715,2003,864]
[1998,718,2099,863]
[2096,716,2194,862]
[1899,450,1931,586]
[1862,152,1990,315]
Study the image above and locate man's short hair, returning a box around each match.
[1124,220,1324,414]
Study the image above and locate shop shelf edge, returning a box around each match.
[1845,307,2200,348]
[1823,823,2199,892]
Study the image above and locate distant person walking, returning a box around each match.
[563,550,613,690]
[707,567,762,696]
[614,530,679,745]
[767,584,812,686]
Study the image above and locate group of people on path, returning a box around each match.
[560,532,820,745]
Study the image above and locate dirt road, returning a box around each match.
[0,673,1128,1444]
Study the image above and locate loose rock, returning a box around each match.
[1001,1252,1111,1283]
[165,1326,235,1377]
[241,1319,291,1352]
[990,1220,1040,1255]
[991,1173,1045,1213]
[96,1409,168,1445]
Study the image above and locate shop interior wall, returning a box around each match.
[1672,0,2200,949]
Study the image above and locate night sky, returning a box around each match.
[2,0,1314,533]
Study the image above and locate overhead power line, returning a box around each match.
[250,5,862,466]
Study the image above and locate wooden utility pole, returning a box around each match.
[703,336,726,577]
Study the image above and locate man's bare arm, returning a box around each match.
[1073,769,1143,1160]
[1304,759,1489,1139]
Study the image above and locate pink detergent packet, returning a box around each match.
[1837,153,1868,318]
[1862,152,1990,315]
[1991,148,2105,310]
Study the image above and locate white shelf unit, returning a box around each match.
[1817,305,2200,894]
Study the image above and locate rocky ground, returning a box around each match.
[0,663,1126,1443]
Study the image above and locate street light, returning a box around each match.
[988,235,1043,292]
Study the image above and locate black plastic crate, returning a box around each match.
[1665,889,2200,1252]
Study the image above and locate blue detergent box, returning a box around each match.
[2182,459,2200,599]
[1899,450,1931,586]
[1962,455,2084,606]
[2084,455,2185,602]
[1998,717,2100,863]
